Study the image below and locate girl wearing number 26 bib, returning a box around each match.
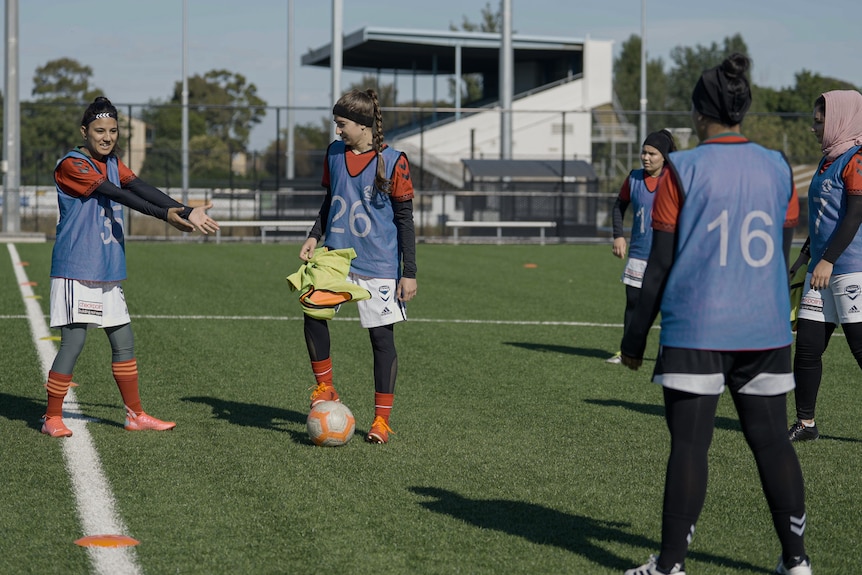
[297,89,417,444]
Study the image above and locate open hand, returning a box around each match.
[188,202,220,235]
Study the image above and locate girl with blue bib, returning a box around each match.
[42,96,219,438]
[787,90,862,442]
[298,89,417,444]
[606,129,676,364]
[619,55,811,575]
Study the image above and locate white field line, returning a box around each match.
[2,313,628,328]
[4,313,834,337]
[8,244,142,575]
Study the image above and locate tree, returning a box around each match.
[454,1,501,33]
[180,70,266,151]
[21,58,104,185]
[139,69,267,184]
[747,71,857,164]
[665,34,750,113]
[188,134,231,178]
[449,2,502,104]
[31,58,99,101]
[612,34,669,133]
[263,118,331,180]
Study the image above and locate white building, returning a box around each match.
[302,27,619,189]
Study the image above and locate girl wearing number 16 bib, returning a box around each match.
[619,54,811,575]
[298,89,417,444]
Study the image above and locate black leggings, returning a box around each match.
[623,284,640,334]
[794,319,862,420]
[303,316,398,394]
[658,388,806,568]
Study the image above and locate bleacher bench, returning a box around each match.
[214,220,314,244]
[445,221,556,245]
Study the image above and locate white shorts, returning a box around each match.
[349,274,406,329]
[621,258,647,288]
[797,271,862,325]
[50,278,131,329]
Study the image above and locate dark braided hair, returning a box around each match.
[333,89,390,194]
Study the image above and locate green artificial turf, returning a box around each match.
[1,242,858,574]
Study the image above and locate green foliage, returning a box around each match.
[3,242,860,574]
[177,69,267,150]
[30,57,101,102]
[452,1,501,33]
[138,70,267,184]
[262,118,331,179]
[18,58,106,185]
[612,33,861,164]
[448,2,501,105]
[664,34,750,113]
[613,35,669,133]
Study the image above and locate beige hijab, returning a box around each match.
[821,90,862,161]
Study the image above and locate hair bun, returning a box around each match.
[721,53,750,79]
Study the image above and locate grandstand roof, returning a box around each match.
[300,27,585,76]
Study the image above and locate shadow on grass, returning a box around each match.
[504,341,657,362]
[503,341,612,359]
[584,398,742,433]
[181,396,314,442]
[0,391,46,432]
[409,487,771,573]
[806,433,862,444]
[0,391,144,431]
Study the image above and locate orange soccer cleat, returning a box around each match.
[124,407,176,432]
[365,416,394,444]
[41,415,73,438]
[309,382,340,408]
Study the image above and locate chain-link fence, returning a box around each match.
[3,103,818,241]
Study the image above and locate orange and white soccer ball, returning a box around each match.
[307,401,355,446]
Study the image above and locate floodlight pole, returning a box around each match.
[499,0,513,160]
[2,0,21,234]
[286,0,295,181]
[639,0,647,146]
[330,0,343,142]
[181,0,189,204]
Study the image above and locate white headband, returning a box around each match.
[94,112,113,119]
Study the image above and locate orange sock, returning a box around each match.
[112,359,143,415]
[45,371,73,418]
[374,392,394,424]
[311,358,333,386]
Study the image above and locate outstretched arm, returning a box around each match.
[124,178,189,214]
[94,180,184,225]
[124,178,219,234]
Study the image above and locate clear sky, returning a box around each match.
[3,0,860,150]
